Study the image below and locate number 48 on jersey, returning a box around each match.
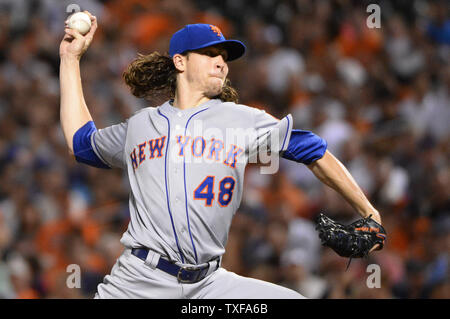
[194,176,235,207]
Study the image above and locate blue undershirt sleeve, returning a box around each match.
[73,121,111,169]
[281,129,327,165]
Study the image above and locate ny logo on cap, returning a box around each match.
[209,25,223,38]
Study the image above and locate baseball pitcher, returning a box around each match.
[59,12,386,299]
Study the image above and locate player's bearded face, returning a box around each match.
[185,47,229,97]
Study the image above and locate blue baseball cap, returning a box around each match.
[169,24,246,61]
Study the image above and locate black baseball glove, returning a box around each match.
[315,213,386,268]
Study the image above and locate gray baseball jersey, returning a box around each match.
[91,98,292,265]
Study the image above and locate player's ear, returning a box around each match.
[173,54,186,72]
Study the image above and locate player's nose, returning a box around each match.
[214,56,226,72]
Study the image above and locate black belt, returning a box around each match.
[131,248,218,284]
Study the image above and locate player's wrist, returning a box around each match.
[367,210,382,225]
[358,208,381,224]
[60,54,81,63]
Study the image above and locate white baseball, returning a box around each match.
[68,12,92,35]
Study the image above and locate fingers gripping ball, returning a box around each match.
[68,12,92,35]
[315,213,387,261]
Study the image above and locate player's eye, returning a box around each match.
[220,51,228,61]
[200,49,228,61]
[204,51,216,57]
[203,50,219,57]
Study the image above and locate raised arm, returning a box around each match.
[308,150,382,225]
[59,11,97,154]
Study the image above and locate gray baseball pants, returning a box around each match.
[94,248,305,299]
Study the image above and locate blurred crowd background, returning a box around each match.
[0,0,448,299]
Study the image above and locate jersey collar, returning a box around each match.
[159,98,221,118]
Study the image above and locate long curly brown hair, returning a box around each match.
[122,51,239,103]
